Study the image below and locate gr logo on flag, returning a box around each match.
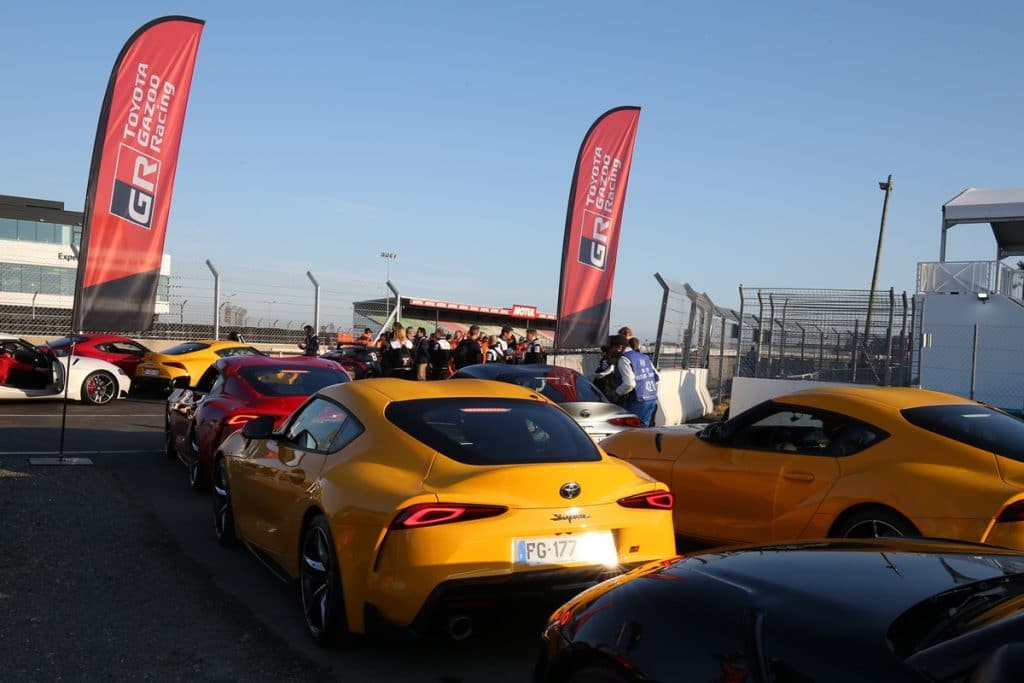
[110,143,160,229]
[577,211,610,271]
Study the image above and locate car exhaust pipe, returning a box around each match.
[446,614,473,641]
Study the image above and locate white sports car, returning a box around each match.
[0,333,130,405]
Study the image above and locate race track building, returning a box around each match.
[352,296,556,346]
[0,194,171,328]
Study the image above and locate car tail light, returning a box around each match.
[608,416,644,428]
[227,414,261,426]
[164,362,188,370]
[996,500,1024,522]
[389,503,508,529]
[617,491,674,510]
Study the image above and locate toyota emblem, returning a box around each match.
[559,482,581,500]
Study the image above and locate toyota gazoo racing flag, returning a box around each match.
[555,107,640,349]
[74,16,204,332]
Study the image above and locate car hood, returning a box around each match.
[557,539,1024,676]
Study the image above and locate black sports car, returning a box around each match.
[536,538,1024,683]
[320,345,382,380]
[451,363,643,440]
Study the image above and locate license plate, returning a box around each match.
[513,531,616,566]
[143,369,160,376]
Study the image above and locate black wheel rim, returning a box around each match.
[300,526,332,637]
[87,374,115,404]
[212,460,231,538]
[189,459,200,487]
[844,519,903,538]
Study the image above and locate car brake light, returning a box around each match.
[608,416,644,428]
[617,491,674,510]
[389,503,508,529]
[164,362,188,370]
[227,414,261,426]
[997,500,1024,522]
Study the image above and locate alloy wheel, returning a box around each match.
[85,372,116,404]
[843,518,904,538]
[300,526,334,638]
[212,458,235,545]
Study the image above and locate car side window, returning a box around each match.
[728,403,850,456]
[284,397,356,453]
[194,367,220,393]
[105,341,146,355]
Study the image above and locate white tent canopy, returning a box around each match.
[942,188,1024,261]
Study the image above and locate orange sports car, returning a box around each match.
[212,378,676,643]
[600,386,1024,550]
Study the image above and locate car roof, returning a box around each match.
[0,333,25,342]
[777,385,976,410]
[319,376,542,403]
[455,363,580,378]
[214,355,343,373]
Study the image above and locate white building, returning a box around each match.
[0,194,170,316]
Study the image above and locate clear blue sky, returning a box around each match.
[3,1,1022,340]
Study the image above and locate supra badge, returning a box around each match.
[551,511,589,524]
[560,482,581,500]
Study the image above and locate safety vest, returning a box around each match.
[623,349,658,402]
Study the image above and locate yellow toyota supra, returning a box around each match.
[601,386,1024,550]
[213,378,675,643]
[133,340,264,393]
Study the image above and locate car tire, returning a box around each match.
[81,371,117,405]
[832,506,918,539]
[300,514,348,646]
[212,457,236,546]
[188,457,205,491]
[567,664,633,683]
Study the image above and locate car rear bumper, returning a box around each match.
[130,376,172,394]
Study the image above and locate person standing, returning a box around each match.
[298,325,320,357]
[384,327,414,379]
[522,328,545,364]
[609,334,659,427]
[413,327,430,380]
[453,325,483,369]
[485,335,503,363]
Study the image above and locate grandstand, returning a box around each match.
[352,296,556,346]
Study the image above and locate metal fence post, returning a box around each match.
[206,260,220,340]
[851,320,860,381]
[884,288,895,386]
[899,292,909,386]
[306,271,320,340]
[653,273,671,368]
[755,290,765,378]
[970,323,979,399]
[779,298,789,377]
[733,286,746,379]
[767,294,776,378]
[682,292,698,370]
[717,313,727,402]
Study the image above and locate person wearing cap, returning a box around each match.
[608,333,659,427]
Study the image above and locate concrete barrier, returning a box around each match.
[655,368,713,426]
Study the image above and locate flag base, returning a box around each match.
[29,457,94,466]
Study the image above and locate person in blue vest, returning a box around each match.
[609,334,660,427]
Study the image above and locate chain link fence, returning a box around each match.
[920,322,1024,414]
[653,276,917,401]
[0,257,392,348]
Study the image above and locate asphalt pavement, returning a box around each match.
[0,398,542,682]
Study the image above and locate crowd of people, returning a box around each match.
[356,322,548,381]
[304,322,660,427]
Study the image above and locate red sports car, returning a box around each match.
[165,355,349,489]
[46,334,150,377]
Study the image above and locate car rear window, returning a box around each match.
[239,366,349,397]
[163,342,210,355]
[385,398,601,465]
[902,404,1024,462]
[498,368,607,404]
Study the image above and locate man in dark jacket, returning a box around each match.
[298,325,320,356]
[453,325,483,369]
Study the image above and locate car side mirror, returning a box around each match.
[241,415,276,440]
[171,376,191,390]
[700,422,723,444]
[971,644,1024,683]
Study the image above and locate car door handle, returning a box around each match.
[783,470,815,483]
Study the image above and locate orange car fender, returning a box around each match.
[813,461,1014,534]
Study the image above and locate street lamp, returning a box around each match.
[380,251,397,319]
[864,175,893,368]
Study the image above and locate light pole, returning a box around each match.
[864,175,893,365]
[380,251,397,320]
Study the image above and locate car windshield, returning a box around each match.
[385,397,601,465]
[163,342,210,355]
[902,404,1024,462]
[239,366,349,397]
[498,368,606,404]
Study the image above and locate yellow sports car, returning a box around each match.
[601,386,1024,550]
[213,378,675,643]
[133,340,263,393]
